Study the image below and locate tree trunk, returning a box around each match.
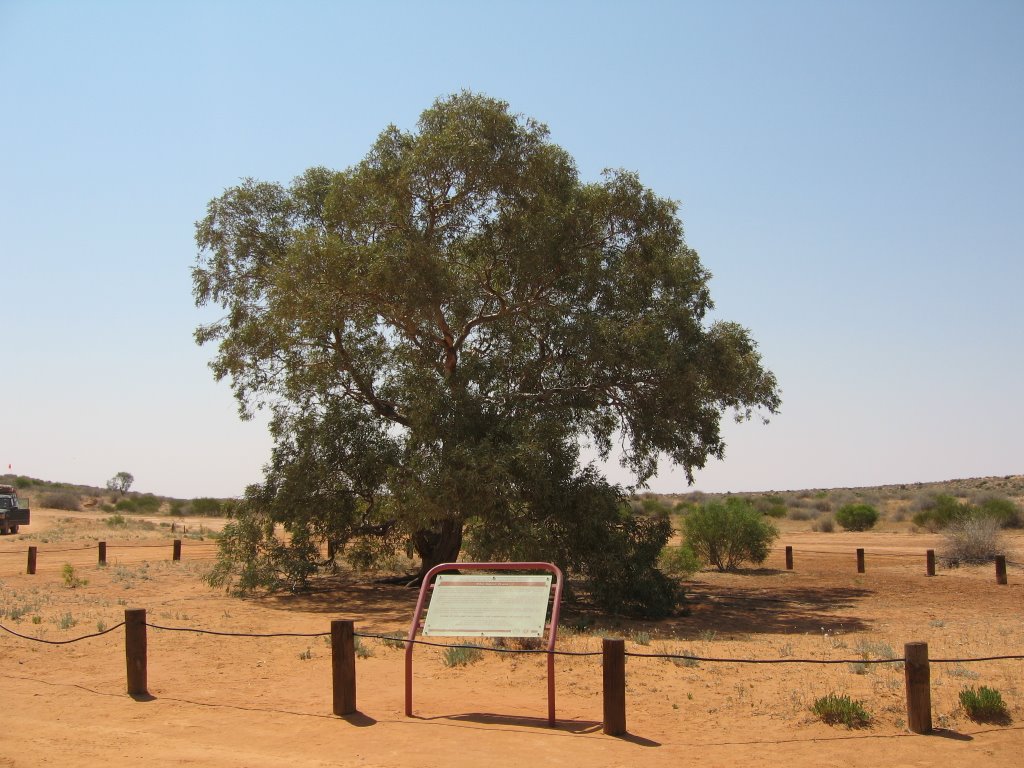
[412,518,463,583]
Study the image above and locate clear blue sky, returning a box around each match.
[2,1,1021,498]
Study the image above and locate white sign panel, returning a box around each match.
[422,574,553,638]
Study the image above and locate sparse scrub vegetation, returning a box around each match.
[40,491,81,511]
[443,645,484,667]
[61,564,87,589]
[812,517,835,533]
[941,517,1004,565]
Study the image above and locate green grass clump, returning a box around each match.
[959,686,1011,724]
[61,564,88,589]
[811,693,871,728]
[442,644,484,667]
[353,637,374,658]
[378,631,407,650]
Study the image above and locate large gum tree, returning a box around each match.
[193,92,780,614]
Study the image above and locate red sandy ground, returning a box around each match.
[2,509,1023,767]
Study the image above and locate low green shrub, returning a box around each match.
[977,497,1020,528]
[811,693,871,728]
[683,498,778,572]
[659,542,701,577]
[959,686,1010,724]
[442,645,484,667]
[114,498,138,513]
[105,514,128,527]
[835,504,879,532]
[912,494,972,531]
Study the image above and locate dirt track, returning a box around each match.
[2,509,1023,767]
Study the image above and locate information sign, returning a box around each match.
[422,574,553,637]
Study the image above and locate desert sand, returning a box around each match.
[2,508,1022,767]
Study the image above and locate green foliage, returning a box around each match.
[192,93,779,611]
[811,693,871,728]
[133,493,161,513]
[58,612,77,630]
[912,494,972,531]
[14,476,33,489]
[959,686,1010,724]
[762,505,787,518]
[468,484,681,618]
[378,632,407,650]
[353,637,374,658]
[40,491,81,511]
[105,514,128,527]
[977,497,1020,528]
[114,498,137,513]
[189,498,224,516]
[442,645,484,667]
[835,504,879,531]
[106,471,134,496]
[683,498,779,571]
[61,564,87,589]
[659,541,701,578]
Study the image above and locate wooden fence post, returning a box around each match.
[327,540,336,561]
[172,539,182,562]
[904,641,932,734]
[785,546,793,570]
[925,550,935,577]
[99,541,107,566]
[602,637,626,736]
[995,555,1007,585]
[27,546,37,575]
[331,619,356,715]
[856,548,865,574]
[125,608,148,696]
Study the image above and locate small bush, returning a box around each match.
[659,542,701,578]
[105,514,128,527]
[133,493,162,513]
[763,505,787,518]
[912,494,972,531]
[942,516,1004,565]
[40,491,81,511]
[813,517,835,533]
[442,645,484,667]
[353,637,374,658]
[959,686,1010,724]
[977,497,1020,528]
[114,498,138,513]
[683,498,779,572]
[787,508,813,521]
[835,504,879,532]
[61,563,87,589]
[811,693,871,728]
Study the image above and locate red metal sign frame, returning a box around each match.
[404,561,565,726]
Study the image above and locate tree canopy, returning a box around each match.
[106,471,134,496]
[192,92,780,614]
